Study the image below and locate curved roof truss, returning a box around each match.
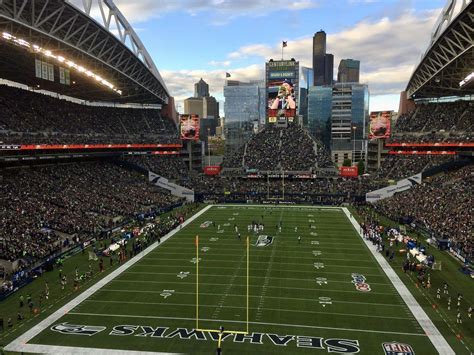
[0,0,169,104]
[406,0,473,98]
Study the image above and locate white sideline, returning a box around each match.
[341,207,455,354]
[4,204,213,355]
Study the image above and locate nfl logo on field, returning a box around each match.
[382,342,415,355]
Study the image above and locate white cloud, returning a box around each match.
[221,9,439,99]
[208,60,232,67]
[69,0,319,25]
[161,64,264,113]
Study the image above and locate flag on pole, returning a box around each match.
[282,41,287,48]
[226,72,231,78]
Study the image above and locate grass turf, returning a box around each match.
[5,205,454,354]
[349,206,473,355]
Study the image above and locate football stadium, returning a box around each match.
[0,0,473,354]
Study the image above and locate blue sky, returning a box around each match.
[81,0,447,113]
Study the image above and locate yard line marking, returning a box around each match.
[124,270,390,281]
[3,205,214,354]
[343,208,454,354]
[143,256,372,263]
[211,252,246,319]
[133,263,382,272]
[111,279,396,294]
[97,289,405,307]
[256,211,280,321]
[83,299,413,320]
[67,312,427,337]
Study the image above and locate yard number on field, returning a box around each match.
[160,289,175,299]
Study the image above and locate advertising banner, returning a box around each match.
[388,151,456,155]
[180,114,200,141]
[369,111,391,139]
[149,172,194,202]
[366,173,422,202]
[17,144,181,151]
[339,166,358,177]
[203,166,221,175]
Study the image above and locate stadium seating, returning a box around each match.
[374,165,473,258]
[223,124,334,171]
[0,85,179,145]
[0,162,181,265]
[124,155,190,185]
[376,155,454,180]
[392,100,473,142]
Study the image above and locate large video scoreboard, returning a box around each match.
[265,59,299,124]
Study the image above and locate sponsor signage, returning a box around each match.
[269,71,296,79]
[351,273,371,292]
[0,144,21,150]
[149,172,194,202]
[204,165,221,175]
[382,342,415,355]
[388,150,456,155]
[386,142,474,147]
[339,166,358,177]
[366,174,422,203]
[7,144,181,151]
[200,221,212,228]
[50,323,362,353]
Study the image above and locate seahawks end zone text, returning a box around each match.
[51,322,362,353]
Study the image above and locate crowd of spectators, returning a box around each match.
[0,85,179,145]
[387,132,472,144]
[192,175,384,202]
[222,146,245,169]
[376,155,455,180]
[124,155,189,185]
[374,165,473,258]
[0,162,180,264]
[394,100,473,141]
[224,124,334,171]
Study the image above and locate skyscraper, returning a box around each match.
[194,78,209,98]
[312,30,334,86]
[224,80,266,153]
[307,86,332,147]
[330,82,369,166]
[337,59,360,83]
[185,78,218,119]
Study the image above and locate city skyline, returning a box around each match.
[71,0,446,114]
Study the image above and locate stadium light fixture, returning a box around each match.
[0,32,122,95]
[459,72,474,87]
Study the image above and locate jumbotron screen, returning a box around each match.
[180,114,200,141]
[369,111,392,139]
[266,60,299,123]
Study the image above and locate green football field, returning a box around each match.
[5,205,453,354]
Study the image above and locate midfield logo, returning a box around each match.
[51,323,106,336]
[255,235,274,247]
[382,342,415,355]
